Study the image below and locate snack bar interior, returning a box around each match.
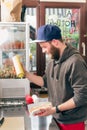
[0,0,87,130]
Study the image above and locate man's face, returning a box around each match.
[39,41,60,60]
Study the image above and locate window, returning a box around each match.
[25,8,37,72]
[46,8,80,49]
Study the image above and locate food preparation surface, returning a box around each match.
[0,110,87,130]
[0,117,25,130]
[0,115,52,130]
[0,95,87,130]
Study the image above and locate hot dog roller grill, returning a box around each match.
[0,79,30,129]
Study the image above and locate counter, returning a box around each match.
[0,105,60,130]
[0,94,61,130]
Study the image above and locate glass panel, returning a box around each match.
[46,8,80,49]
[25,8,36,72]
[0,22,29,78]
[45,8,80,65]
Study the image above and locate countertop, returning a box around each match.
[0,112,60,130]
[0,104,60,130]
[1,104,87,130]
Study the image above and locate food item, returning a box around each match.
[0,65,16,78]
[28,102,51,116]
[0,41,25,50]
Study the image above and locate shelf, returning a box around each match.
[0,49,26,52]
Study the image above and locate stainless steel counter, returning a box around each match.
[27,116,52,130]
[0,106,60,130]
[1,105,87,130]
[0,96,60,130]
[25,111,61,130]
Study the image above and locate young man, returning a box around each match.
[25,24,87,130]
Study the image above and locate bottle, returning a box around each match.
[32,94,39,103]
[12,55,25,78]
[25,95,34,104]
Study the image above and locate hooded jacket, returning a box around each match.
[43,44,87,124]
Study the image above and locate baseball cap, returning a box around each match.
[30,24,62,43]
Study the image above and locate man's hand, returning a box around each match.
[34,105,56,116]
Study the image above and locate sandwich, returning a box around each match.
[28,102,52,116]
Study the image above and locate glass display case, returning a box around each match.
[0,22,30,98]
[0,23,30,129]
[0,22,30,78]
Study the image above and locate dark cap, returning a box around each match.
[30,24,62,43]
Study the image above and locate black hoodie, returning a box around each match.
[43,44,87,124]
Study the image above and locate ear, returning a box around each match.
[51,39,59,48]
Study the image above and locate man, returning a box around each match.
[25,24,87,130]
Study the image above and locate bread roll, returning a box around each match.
[28,102,51,116]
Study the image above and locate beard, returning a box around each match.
[50,44,60,60]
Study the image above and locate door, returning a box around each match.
[40,2,86,71]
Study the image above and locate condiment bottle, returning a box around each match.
[12,55,25,78]
[25,95,34,104]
